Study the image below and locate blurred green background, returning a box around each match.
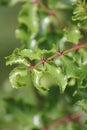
[0,5,42,130]
[0,4,20,85]
[0,5,33,130]
[0,3,37,106]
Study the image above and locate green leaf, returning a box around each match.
[77,99,87,113]
[5,49,29,66]
[81,75,87,88]
[77,64,87,89]
[19,2,39,34]
[20,49,41,60]
[31,69,48,91]
[61,55,81,78]
[64,28,82,44]
[46,63,67,93]
[72,0,87,29]
[80,65,87,80]
[72,0,87,21]
[20,46,56,61]
[79,48,87,65]
[6,55,29,66]
[9,67,28,88]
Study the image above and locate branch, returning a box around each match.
[29,43,87,70]
[42,112,84,130]
[38,1,66,28]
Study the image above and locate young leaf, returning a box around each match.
[31,69,48,91]
[64,28,82,44]
[76,99,87,113]
[46,63,67,93]
[9,67,28,88]
[5,48,29,66]
[72,0,87,29]
[6,55,29,66]
[20,49,41,60]
[61,55,81,78]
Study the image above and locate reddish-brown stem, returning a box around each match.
[62,44,87,54]
[39,1,51,14]
[47,53,57,61]
[38,1,65,28]
[29,43,87,71]
[42,112,83,130]
[40,58,46,65]
[31,0,39,3]
[42,127,49,130]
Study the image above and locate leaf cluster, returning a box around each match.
[2,0,87,129]
[72,0,87,29]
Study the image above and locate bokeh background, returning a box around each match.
[0,4,35,130]
[0,4,20,86]
[0,5,42,130]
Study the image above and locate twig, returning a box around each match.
[29,43,87,70]
[42,112,84,130]
[38,1,66,28]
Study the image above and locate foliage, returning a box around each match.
[1,0,87,129]
[72,0,87,29]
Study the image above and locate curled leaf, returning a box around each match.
[9,67,28,88]
[31,69,48,91]
[6,55,29,66]
[20,49,41,60]
[46,63,67,93]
